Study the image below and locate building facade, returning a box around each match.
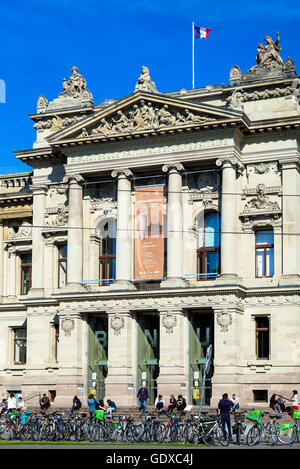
[0,36,300,408]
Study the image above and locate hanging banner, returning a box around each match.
[134,185,164,281]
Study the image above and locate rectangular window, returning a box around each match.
[20,253,32,295]
[197,212,220,280]
[255,316,270,359]
[99,226,116,285]
[54,324,59,362]
[58,245,67,288]
[253,390,268,402]
[255,230,274,277]
[14,328,27,364]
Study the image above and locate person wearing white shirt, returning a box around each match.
[291,390,298,411]
[17,397,25,411]
[7,393,17,411]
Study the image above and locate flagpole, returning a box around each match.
[192,22,195,89]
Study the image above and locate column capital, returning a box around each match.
[111,168,133,179]
[162,163,185,174]
[63,173,84,185]
[216,156,244,174]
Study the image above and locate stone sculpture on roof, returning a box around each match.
[135,66,158,93]
[229,32,297,85]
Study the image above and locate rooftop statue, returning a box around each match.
[254,32,283,69]
[59,66,92,100]
[135,66,158,93]
[232,32,297,84]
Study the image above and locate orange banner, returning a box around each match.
[134,185,164,281]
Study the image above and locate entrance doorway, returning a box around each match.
[88,315,108,400]
[137,313,159,404]
[189,311,214,405]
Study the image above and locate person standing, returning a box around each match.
[7,393,17,412]
[87,394,99,422]
[137,384,149,416]
[218,393,232,440]
[291,390,298,412]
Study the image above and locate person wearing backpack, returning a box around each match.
[87,394,99,421]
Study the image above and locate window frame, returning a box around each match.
[255,229,274,278]
[20,253,32,295]
[99,222,116,286]
[13,327,27,365]
[255,316,270,360]
[197,211,221,280]
[57,244,68,289]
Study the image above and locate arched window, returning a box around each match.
[197,212,220,279]
[98,219,116,285]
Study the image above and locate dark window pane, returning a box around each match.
[205,213,220,248]
[206,251,220,275]
[59,245,67,258]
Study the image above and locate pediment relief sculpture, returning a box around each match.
[75,100,215,139]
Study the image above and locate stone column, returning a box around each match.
[162,163,186,288]
[7,245,16,298]
[63,174,86,292]
[55,310,84,406]
[216,156,243,281]
[105,310,136,406]
[110,169,135,290]
[28,185,47,297]
[157,309,189,398]
[0,222,4,299]
[210,306,244,406]
[279,159,300,285]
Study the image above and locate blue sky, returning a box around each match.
[0,0,299,174]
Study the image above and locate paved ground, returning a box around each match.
[1,441,300,449]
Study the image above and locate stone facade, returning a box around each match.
[0,36,300,409]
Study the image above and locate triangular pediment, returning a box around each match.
[47,91,246,145]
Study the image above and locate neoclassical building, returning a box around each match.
[0,36,300,408]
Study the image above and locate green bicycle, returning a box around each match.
[246,410,296,446]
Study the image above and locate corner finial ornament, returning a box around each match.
[135,66,158,93]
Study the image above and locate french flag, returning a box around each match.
[194,26,212,39]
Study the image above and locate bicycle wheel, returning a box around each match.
[246,425,260,446]
[158,424,170,443]
[90,424,107,442]
[214,425,230,446]
[124,424,136,443]
[277,425,296,445]
[131,423,144,442]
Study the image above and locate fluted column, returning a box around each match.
[0,222,4,299]
[27,185,47,297]
[63,174,86,292]
[162,163,186,288]
[110,168,136,291]
[279,159,300,285]
[7,244,16,298]
[216,156,243,280]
